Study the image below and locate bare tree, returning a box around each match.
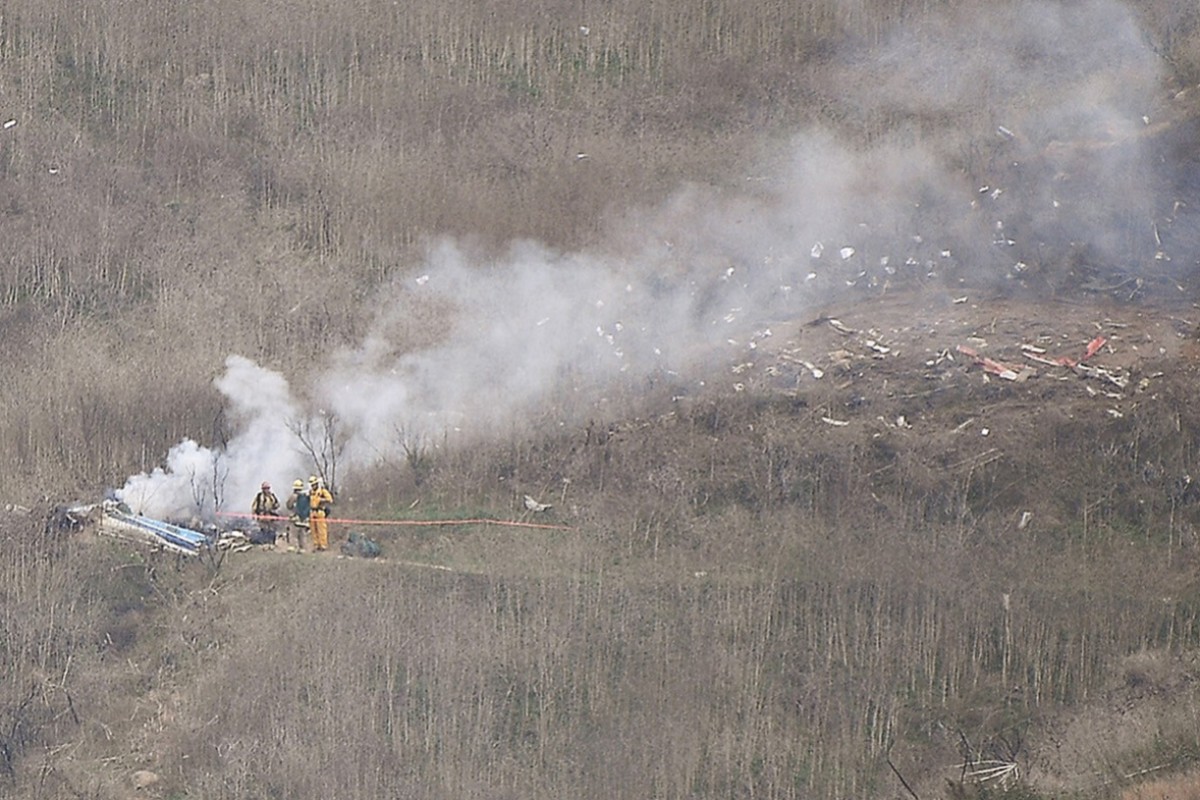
[289,411,346,493]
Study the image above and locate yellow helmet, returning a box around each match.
[309,475,319,485]
[292,479,304,490]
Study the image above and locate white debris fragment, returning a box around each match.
[805,272,817,282]
[828,319,855,335]
[415,274,430,285]
[811,242,824,259]
[2,119,15,129]
[997,125,1014,139]
[840,246,855,260]
[953,296,968,304]
[536,317,550,326]
[1018,511,1033,530]
[524,495,552,512]
[941,250,952,258]
[981,427,990,436]
[991,188,1002,199]
[821,417,850,427]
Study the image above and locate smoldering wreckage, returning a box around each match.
[43,500,383,560]
[20,105,1200,578]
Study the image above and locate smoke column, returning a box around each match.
[118,0,1172,520]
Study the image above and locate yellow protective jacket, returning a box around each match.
[310,487,334,516]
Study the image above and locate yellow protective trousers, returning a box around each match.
[310,510,329,550]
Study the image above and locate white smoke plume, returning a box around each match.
[118,0,1170,520]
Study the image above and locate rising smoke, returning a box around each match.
[118,0,1178,520]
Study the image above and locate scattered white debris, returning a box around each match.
[839,246,855,260]
[579,26,590,35]
[997,125,1014,139]
[1018,511,1033,530]
[2,119,15,130]
[953,296,968,304]
[576,152,590,160]
[536,317,550,326]
[811,242,824,259]
[981,427,990,436]
[821,417,850,427]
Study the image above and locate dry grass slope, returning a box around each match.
[2,1,1200,799]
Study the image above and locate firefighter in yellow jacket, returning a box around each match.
[308,475,334,551]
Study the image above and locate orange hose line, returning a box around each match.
[220,511,571,531]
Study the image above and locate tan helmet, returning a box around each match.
[309,475,319,485]
[292,479,304,490]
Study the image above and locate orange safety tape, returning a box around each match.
[220,511,571,531]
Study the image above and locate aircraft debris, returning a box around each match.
[956,344,1032,382]
[524,495,552,513]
